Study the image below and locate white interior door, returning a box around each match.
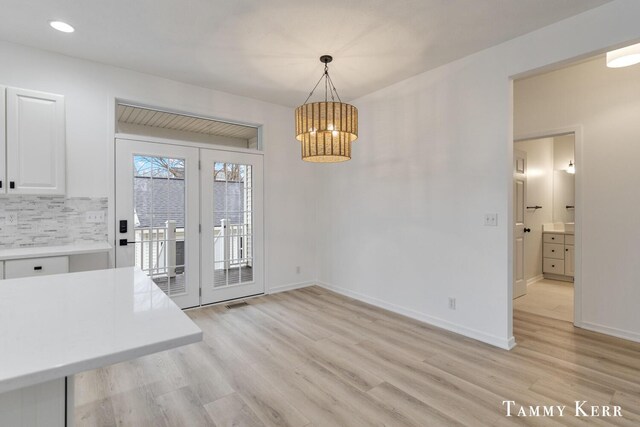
[115,139,200,308]
[514,150,527,299]
[200,149,264,304]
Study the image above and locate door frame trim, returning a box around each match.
[115,133,264,156]
[512,125,583,328]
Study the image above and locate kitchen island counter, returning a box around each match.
[0,267,202,426]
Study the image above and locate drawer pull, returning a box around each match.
[551,250,555,252]
[551,264,555,268]
[33,266,43,271]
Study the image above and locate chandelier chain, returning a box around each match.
[302,61,343,105]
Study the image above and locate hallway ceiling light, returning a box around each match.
[567,161,575,174]
[49,21,75,33]
[606,43,640,68]
[294,55,358,162]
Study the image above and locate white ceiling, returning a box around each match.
[0,0,612,106]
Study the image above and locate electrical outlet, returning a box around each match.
[5,213,18,226]
[484,213,498,226]
[448,297,456,310]
[85,211,105,223]
[296,266,301,274]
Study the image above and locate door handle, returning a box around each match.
[524,227,531,233]
[119,239,137,246]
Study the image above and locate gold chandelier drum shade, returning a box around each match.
[294,55,359,162]
[295,101,358,162]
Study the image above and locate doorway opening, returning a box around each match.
[114,102,264,309]
[512,133,576,323]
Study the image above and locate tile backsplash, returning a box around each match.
[0,196,108,248]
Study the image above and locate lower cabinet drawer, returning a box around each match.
[543,233,565,244]
[543,243,564,259]
[543,258,565,275]
[4,256,69,279]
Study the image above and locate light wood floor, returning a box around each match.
[75,286,640,426]
[513,279,574,322]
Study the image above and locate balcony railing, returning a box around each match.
[134,220,250,279]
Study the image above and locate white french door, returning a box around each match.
[115,139,200,308]
[115,138,264,308]
[200,150,264,304]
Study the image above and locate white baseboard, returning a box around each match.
[575,321,640,344]
[316,281,515,350]
[526,275,544,286]
[268,280,315,294]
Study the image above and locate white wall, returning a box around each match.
[0,40,317,292]
[514,138,553,282]
[553,134,575,173]
[515,55,640,341]
[317,0,640,348]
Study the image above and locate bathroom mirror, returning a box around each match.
[552,170,575,223]
[551,134,575,224]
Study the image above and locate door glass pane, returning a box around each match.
[133,155,186,296]
[213,162,253,288]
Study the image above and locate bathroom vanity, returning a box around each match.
[542,223,574,282]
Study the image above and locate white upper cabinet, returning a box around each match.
[0,87,5,193]
[5,87,66,195]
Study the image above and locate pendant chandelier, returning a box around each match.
[295,55,358,162]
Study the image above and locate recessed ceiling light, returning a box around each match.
[606,42,640,68]
[49,21,75,33]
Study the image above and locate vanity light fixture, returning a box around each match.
[567,161,575,174]
[606,43,640,68]
[49,21,75,33]
[294,55,358,162]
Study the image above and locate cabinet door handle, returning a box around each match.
[0,180,2,189]
[34,266,43,271]
[566,248,569,252]
[9,181,15,189]
[551,264,555,267]
[551,249,555,252]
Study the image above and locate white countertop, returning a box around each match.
[0,241,112,261]
[0,267,202,393]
